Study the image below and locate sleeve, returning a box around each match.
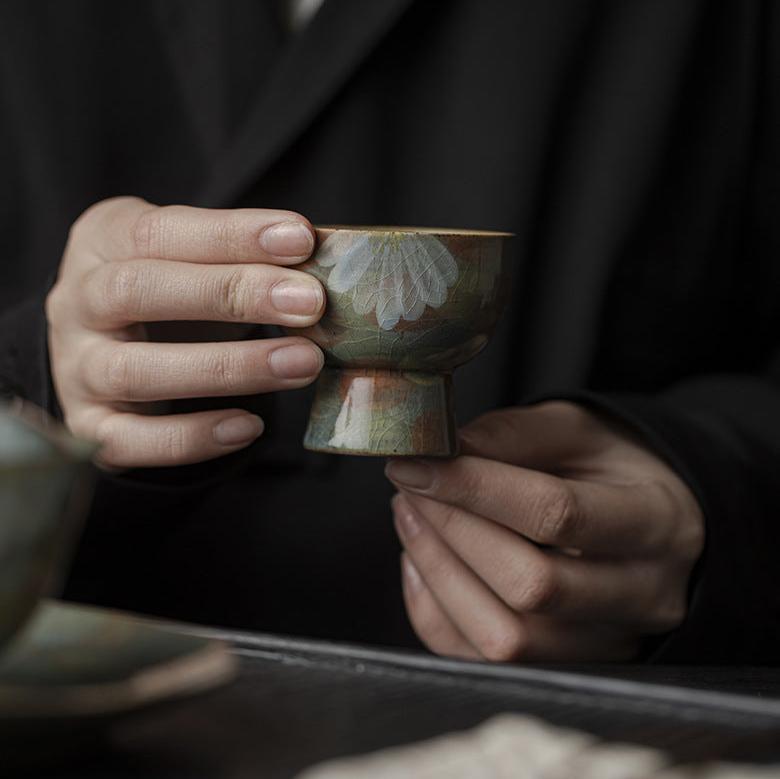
[555,2,780,664]
[565,380,780,664]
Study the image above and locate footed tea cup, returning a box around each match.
[292,226,512,457]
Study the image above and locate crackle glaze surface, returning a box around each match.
[304,368,457,457]
[294,227,511,456]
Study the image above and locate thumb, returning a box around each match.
[458,401,599,469]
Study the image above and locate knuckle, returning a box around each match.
[214,268,252,321]
[664,484,705,563]
[506,559,560,613]
[534,483,578,544]
[641,566,689,634]
[78,348,102,397]
[70,197,143,246]
[62,409,93,441]
[479,623,528,663]
[66,214,89,247]
[79,267,110,322]
[131,205,167,258]
[86,345,136,399]
[92,416,123,466]
[95,263,146,322]
[158,422,188,462]
[94,446,119,470]
[67,201,106,246]
[106,347,140,398]
[206,347,249,394]
[214,212,246,262]
[683,516,706,562]
[115,262,153,312]
[106,264,140,310]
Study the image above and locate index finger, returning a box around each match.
[385,455,678,557]
[72,196,316,265]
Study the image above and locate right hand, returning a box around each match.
[46,197,325,469]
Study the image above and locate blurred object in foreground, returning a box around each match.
[298,713,780,779]
[0,599,237,763]
[0,400,95,650]
[0,600,238,718]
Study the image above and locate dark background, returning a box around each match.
[0,0,778,662]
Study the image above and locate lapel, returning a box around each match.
[197,0,416,207]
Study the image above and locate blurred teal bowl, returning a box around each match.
[0,405,94,652]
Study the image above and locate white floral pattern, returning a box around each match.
[317,233,459,330]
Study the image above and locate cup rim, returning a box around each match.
[315,224,514,237]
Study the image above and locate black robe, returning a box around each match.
[1,0,778,662]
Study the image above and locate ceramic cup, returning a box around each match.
[0,405,94,651]
[291,226,512,457]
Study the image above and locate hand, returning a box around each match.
[47,197,325,468]
[386,402,704,662]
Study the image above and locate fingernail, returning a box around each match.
[385,459,433,491]
[260,221,314,257]
[401,553,423,592]
[270,279,323,316]
[268,343,323,379]
[394,502,422,542]
[213,415,264,446]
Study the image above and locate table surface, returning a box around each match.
[20,625,780,778]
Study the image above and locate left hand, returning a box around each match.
[386,401,704,662]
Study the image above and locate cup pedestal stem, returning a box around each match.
[304,367,458,457]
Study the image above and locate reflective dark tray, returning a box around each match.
[20,620,780,777]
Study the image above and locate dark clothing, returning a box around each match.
[1,0,778,661]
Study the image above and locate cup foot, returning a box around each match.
[304,368,458,457]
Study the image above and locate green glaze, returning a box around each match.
[0,407,94,652]
[293,227,512,456]
[0,600,236,721]
[305,368,456,457]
